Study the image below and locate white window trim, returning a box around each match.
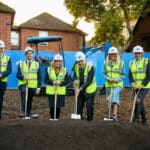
[39,31,48,46]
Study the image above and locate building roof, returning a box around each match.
[18,12,86,35]
[125,1,150,52]
[0,1,15,14]
[132,1,150,34]
[0,1,15,25]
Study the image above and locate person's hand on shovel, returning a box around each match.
[24,76,30,81]
[53,80,61,87]
[35,88,41,95]
[75,88,80,97]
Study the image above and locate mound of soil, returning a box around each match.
[0,119,150,150]
[0,88,150,150]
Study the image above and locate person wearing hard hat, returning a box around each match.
[0,40,12,119]
[45,53,69,120]
[73,51,96,121]
[102,47,125,121]
[129,45,150,125]
[17,47,41,119]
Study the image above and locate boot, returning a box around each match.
[140,102,147,126]
[141,109,147,126]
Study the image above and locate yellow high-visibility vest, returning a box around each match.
[1,55,10,82]
[18,61,39,88]
[129,58,150,88]
[74,63,96,94]
[46,67,67,95]
[105,61,124,87]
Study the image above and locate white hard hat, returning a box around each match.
[133,45,143,53]
[24,47,34,54]
[108,47,118,54]
[53,54,63,61]
[75,52,85,61]
[0,40,5,48]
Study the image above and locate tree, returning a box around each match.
[64,0,148,50]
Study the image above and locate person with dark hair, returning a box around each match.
[17,47,41,119]
[129,45,150,126]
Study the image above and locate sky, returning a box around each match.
[1,0,95,41]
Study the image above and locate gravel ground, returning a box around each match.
[2,88,150,124]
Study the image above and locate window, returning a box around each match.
[39,31,48,46]
[11,31,19,47]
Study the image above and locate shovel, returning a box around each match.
[104,87,114,121]
[130,89,140,123]
[71,90,81,119]
[24,84,30,120]
[50,86,59,121]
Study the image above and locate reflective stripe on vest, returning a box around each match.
[18,61,39,88]
[105,61,124,87]
[75,63,96,94]
[1,55,9,82]
[129,58,150,88]
[46,67,66,95]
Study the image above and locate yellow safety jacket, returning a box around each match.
[105,61,124,88]
[0,55,10,82]
[18,61,39,88]
[46,67,67,95]
[74,63,96,94]
[129,58,150,88]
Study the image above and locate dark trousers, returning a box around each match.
[134,102,146,123]
[0,90,5,117]
[77,91,95,121]
[19,85,36,115]
[50,107,61,119]
[134,89,148,123]
[0,82,7,118]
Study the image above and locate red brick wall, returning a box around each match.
[0,13,12,50]
[20,28,82,52]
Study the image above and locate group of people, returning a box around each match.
[0,39,149,125]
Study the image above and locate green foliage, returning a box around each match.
[65,0,105,22]
[91,11,125,47]
[64,0,148,47]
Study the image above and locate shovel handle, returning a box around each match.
[25,84,28,118]
[108,87,113,119]
[75,93,78,114]
[130,89,141,123]
[54,86,58,120]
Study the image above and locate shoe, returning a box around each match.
[87,118,93,121]
[110,114,117,121]
[23,116,31,120]
[132,116,139,123]
[49,118,59,121]
[142,118,147,126]
[18,113,25,118]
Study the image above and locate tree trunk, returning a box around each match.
[120,2,133,52]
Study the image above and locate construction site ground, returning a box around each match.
[0,88,150,150]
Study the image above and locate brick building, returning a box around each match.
[0,2,86,51]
